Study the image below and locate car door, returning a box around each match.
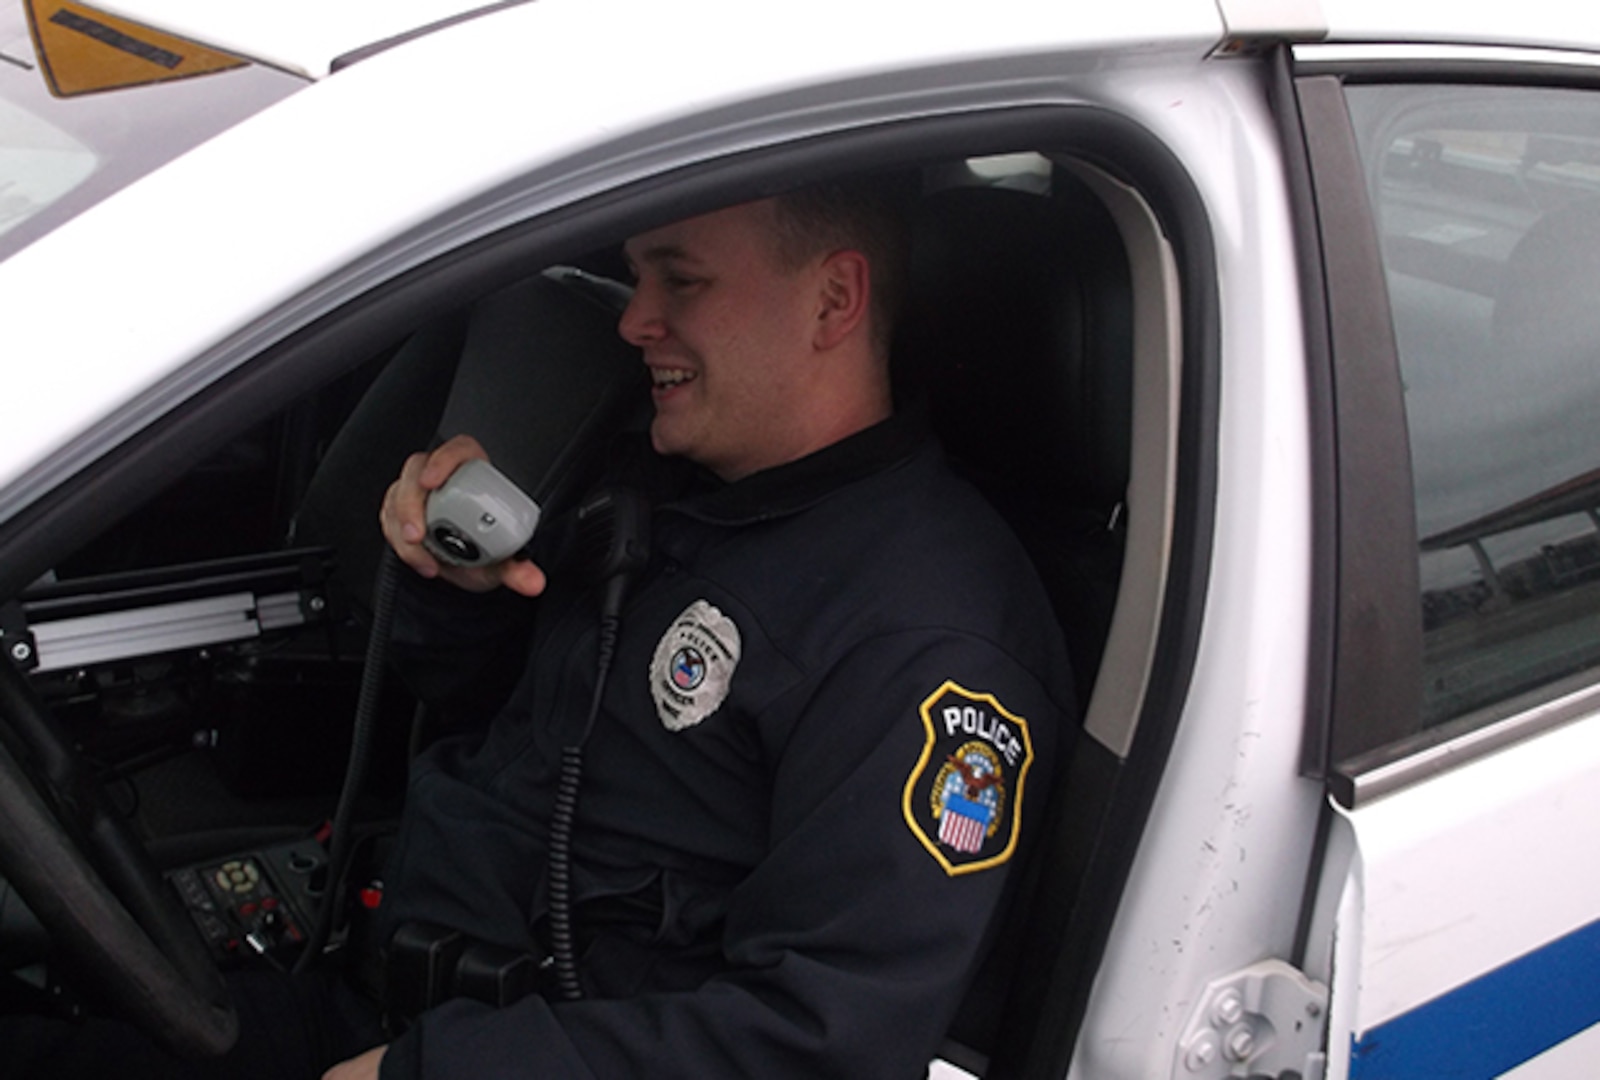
[1292,44,1600,1079]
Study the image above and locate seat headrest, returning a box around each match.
[1494,197,1600,360]
[894,172,1132,512]
[436,273,644,508]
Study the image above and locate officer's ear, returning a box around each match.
[812,249,871,352]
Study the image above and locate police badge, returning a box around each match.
[650,599,742,731]
[903,680,1035,876]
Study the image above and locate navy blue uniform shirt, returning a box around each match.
[378,410,1075,1079]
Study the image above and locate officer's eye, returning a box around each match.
[663,272,706,292]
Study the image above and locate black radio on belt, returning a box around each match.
[384,921,547,1021]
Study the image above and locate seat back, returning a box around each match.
[1493,196,1600,362]
[897,166,1135,1074]
[896,166,1133,711]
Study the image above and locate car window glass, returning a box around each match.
[0,93,96,239]
[0,2,303,262]
[1347,83,1600,729]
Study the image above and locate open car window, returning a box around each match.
[0,125,1201,1077]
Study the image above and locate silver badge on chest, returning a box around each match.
[650,599,742,732]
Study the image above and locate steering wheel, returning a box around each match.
[0,655,237,1057]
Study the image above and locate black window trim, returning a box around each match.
[1294,67,1426,787]
[1271,48,1340,783]
[1294,41,1600,90]
[1340,672,1600,806]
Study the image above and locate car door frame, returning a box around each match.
[0,73,1226,1075]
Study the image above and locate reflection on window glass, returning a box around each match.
[1349,84,1600,727]
[0,96,97,240]
[0,2,303,263]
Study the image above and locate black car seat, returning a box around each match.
[896,165,1133,713]
[896,164,1135,1075]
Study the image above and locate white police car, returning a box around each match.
[3,0,1600,1076]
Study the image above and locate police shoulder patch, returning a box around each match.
[902,680,1035,876]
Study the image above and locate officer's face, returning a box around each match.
[620,201,827,481]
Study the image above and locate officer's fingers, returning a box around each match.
[383,452,434,546]
[418,434,489,490]
[380,464,445,580]
[433,563,503,593]
[383,515,442,581]
[498,558,548,599]
[322,1044,386,1080]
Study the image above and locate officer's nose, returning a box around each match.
[618,283,664,347]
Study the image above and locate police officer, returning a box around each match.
[332,183,1074,1079]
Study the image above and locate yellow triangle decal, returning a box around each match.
[27,0,247,98]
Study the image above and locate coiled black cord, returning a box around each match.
[546,571,628,1001]
[293,547,400,974]
[545,742,588,1001]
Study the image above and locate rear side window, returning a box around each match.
[1347,83,1600,728]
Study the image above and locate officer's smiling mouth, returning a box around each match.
[652,368,697,391]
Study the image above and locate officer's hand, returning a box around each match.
[323,1044,385,1080]
[379,434,548,598]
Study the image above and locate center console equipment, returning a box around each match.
[167,839,326,964]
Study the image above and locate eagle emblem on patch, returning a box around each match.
[902,680,1034,876]
[650,600,741,732]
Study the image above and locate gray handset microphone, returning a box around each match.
[422,458,542,567]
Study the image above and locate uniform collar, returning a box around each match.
[666,404,931,526]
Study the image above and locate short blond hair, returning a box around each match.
[768,177,911,358]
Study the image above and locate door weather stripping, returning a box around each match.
[1173,959,1329,1080]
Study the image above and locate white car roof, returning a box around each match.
[86,0,1600,79]
[0,0,1226,513]
[86,0,516,78]
[4,0,1600,516]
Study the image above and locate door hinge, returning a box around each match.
[1173,959,1328,1080]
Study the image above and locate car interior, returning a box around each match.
[0,145,1173,1076]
